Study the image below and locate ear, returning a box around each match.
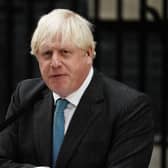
[85,47,94,64]
[86,47,94,58]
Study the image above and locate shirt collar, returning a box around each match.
[53,67,94,106]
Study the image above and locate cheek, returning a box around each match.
[38,62,49,76]
[87,57,93,65]
[71,60,90,80]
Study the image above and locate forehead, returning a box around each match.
[40,33,75,48]
[38,36,79,53]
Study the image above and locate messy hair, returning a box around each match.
[31,9,96,58]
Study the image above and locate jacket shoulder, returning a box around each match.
[98,72,148,106]
[12,78,47,107]
[18,78,46,96]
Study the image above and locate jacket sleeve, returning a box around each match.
[106,95,154,168]
[0,82,36,168]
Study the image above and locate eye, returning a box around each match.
[62,49,68,54]
[60,49,71,57]
[41,50,53,58]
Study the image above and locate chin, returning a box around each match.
[51,86,67,96]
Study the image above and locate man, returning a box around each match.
[0,9,153,168]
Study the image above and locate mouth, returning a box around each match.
[49,74,67,79]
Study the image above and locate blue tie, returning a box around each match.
[52,98,68,168]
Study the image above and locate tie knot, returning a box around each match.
[56,98,69,111]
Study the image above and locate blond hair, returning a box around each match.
[31,9,96,58]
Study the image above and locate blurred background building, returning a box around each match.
[0,0,167,167]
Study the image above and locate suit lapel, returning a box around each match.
[56,72,104,168]
[33,89,54,165]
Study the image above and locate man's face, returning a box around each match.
[36,38,93,97]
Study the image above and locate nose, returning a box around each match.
[50,51,62,68]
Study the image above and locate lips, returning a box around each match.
[49,74,67,79]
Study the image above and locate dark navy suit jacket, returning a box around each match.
[0,71,154,168]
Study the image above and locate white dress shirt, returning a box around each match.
[53,67,94,134]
